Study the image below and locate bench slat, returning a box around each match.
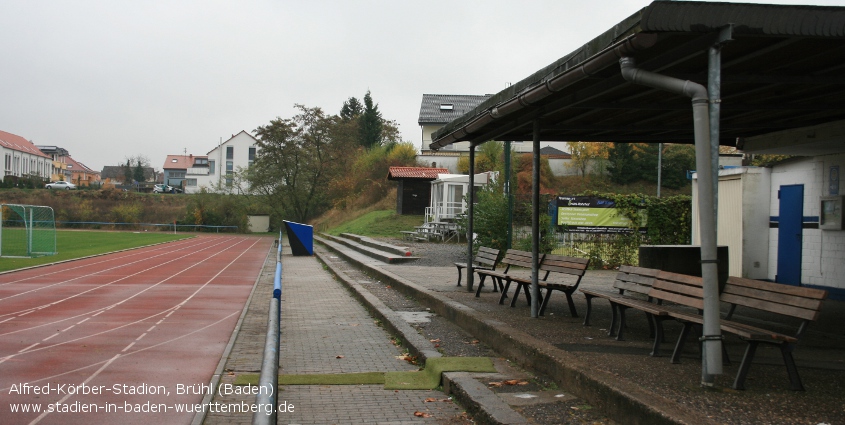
[726,276,828,299]
[649,288,704,310]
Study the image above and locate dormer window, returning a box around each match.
[440,103,454,111]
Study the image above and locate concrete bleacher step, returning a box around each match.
[317,233,420,264]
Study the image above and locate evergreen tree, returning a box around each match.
[340,97,363,121]
[123,159,133,183]
[636,143,661,183]
[133,159,145,183]
[607,142,638,184]
[358,90,383,149]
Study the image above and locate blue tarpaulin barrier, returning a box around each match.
[283,221,313,256]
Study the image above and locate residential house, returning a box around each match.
[417,94,573,174]
[36,145,71,182]
[0,130,52,184]
[196,130,259,193]
[162,154,209,194]
[65,156,100,187]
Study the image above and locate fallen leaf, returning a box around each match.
[413,411,431,418]
[335,355,345,359]
[504,379,529,386]
[488,382,503,387]
[429,339,441,343]
[395,355,412,361]
[424,398,438,403]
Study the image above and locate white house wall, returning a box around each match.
[1,146,51,182]
[196,131,258,194]
[768,155,845,291]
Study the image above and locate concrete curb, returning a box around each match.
[316,237,708,425]
[442,372,528,425]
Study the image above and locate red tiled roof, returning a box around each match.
[387,167,449,180]
[0,130,51,158]
[163,154,207,170]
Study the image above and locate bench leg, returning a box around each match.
[564,290,578,318]
[671,322,694,363]
[498,279,511,305]
[474,277,485,297]
[649,314,664,357]
[583,295,595,326]
[733,341,759,390]
[456,265,464,287]
[608,304,619,337]
[780,343,804,391]
[616,306,628,341]
[538,289,553,316]
[509,283,523,307]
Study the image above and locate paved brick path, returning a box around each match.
[204,245,466,425]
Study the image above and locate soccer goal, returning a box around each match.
[0,204,57,258]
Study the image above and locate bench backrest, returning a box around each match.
[473,246,501,269]
[614,265,661,297]
[722,276,827,322]
[539,254,590,279]
[649,270,705,310]
[500,249,541,273]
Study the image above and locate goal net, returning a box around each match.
[0,204,57,258]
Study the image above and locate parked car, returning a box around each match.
[153,184,181,194]
[45,181,76,190]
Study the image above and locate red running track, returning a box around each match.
[0,234,273,425]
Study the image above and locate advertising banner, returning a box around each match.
[555,196,646,234]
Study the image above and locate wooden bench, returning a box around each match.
[454,246,501,287]
[400,231,417,241]
[667,276,827,391]
[506,254,590,317]
[475,249,539,299]
[581,265,666,344]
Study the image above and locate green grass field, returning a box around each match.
[0,230,193,273]
[326,210,424,237]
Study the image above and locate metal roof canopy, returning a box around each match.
[433,0,845,390]
[431,1,845,151]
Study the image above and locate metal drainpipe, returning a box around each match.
[619,57,723,382]
[531,120,541,318]
[467,143,476,293]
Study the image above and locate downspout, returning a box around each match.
[466,144,476,293]
[619,57,723,383]
[530,121,541,318]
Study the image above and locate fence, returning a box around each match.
[254,231,282,425]
[54,221,238,233]
[510,225,647,269]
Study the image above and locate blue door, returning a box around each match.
[776,185,803,286]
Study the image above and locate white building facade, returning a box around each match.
[1,130,52,183]
[195,130,259,194]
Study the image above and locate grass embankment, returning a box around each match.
[0,230,192,272]
[325,210,424,238]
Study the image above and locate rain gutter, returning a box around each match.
[619,56,723,384]
[429,32,658,150]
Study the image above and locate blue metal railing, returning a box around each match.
[253,230,282,424]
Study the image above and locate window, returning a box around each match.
[171,171,186,178]
[186,179,197,187]
[171,159,178,163]
[248,147,256,167]
[194,158,208,166]
[226,146,233,160]
[209,160,215,175]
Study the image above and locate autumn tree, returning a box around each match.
[565,141,609,177]
[250,105,348,222]
[457,141,504,174]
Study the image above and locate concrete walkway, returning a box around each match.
[204,244,467,425]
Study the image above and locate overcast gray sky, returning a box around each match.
[3,0,845,172]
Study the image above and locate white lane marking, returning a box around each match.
[18,343,39,353]
[147,326,156,332]
[135,333,147,341]
[28,354,120,425]
[76,318,89,325]
[0,311,238,393]
[122,342,135,352]
[42,333,60,341]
